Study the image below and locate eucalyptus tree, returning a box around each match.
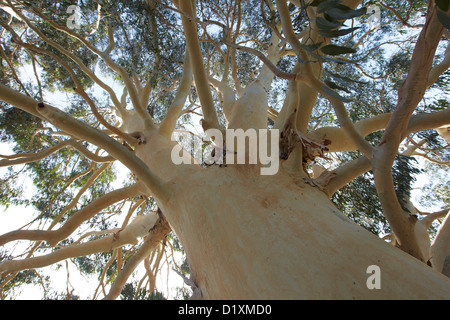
[0,0,449,299]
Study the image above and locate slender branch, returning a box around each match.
[48,163,111,230]
[0,140,113,164]
[323,156,372,197]
[0,212,167,277]
[0,141,67,167]
[427,41,450,88]
[0,45,30,96]
[88,1,102,36]
[300,75,375,159]
[421,208,449,229]
[323,108,450,196]
[0,3,125,113]
[379,1,423,29]
[275,0,314,77]
[222,39,296,80]
[430,211,450,273]
[177,0,222,132]
[103,212,171,300]
[94,249,118,299]
[35,103,173,203]
[26,6,154,129]
[309,113,392,153]
[0,183,143,247]
[17,42,136,145]
[158,49,193,137]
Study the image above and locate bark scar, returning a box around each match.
[174,269,203,300]
[304,169,337,191]
[279,109,331,164]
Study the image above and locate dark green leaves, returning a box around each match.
[437,8,450,29]
[311,0,366,39]
[326,6,367,20]
[320,84,352,102]
[315,17,344,30]
[318,26,360,38]
[301,0,369,101]
[317,0,342,13]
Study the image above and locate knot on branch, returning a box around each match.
[149,208,170,234]
[129,131,147,145]
[304,169,336,192]
[279,109,331,165]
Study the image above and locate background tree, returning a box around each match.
[0,0,449,299]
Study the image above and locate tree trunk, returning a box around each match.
[155,162,450,299]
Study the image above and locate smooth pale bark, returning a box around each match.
[177,0,221,132]
[159,50,193,137]
[126,113,450,299]
[307,109,450,154]
[1,0,450,300]
[157,164,450,299]
[103,213,171,300]
[431,212,450,275]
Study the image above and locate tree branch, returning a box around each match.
[222,39,295,81]
[0,3,125,114]
[25,6,154,129]
[103,212,171,300]
[427,39,450,88]
[0,212,167,277]
[372,1,448,261]
[17,41,136,145]
[0,183,143,247]
[323,156,372,197]
[323,108,450,196]
[430,211,450,274]
[158,50,193,137]
[300,75,375,159]
[35,102,173,203]
[177,0,222,132]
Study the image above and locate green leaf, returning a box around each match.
[436,0,450,12]
[300,42,323,52]
[315,17,344,30]
[309,0,327,7]
[326,6,367,20]
[322,55,350,64]
[317,0,342,13]
[437,8,450,29]
[318,26,359,37]
[324,79,351,93]
[297,57,313,63]
[325,69,367,85]
[320,84,352,102]
[304,51,326,62]
[320,44,357,55]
